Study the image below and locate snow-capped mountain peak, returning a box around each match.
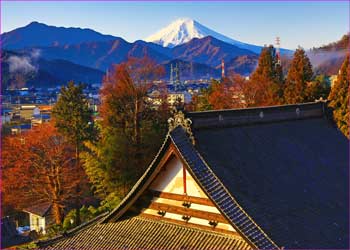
[145,18,204,47]
[145,18,261,53]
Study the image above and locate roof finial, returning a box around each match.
[168,109,195,145]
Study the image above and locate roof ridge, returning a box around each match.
[188,101,327,115]
[187,101,327,129]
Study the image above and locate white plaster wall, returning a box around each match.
[150,156,184,194]
[147,156,236,231]
[150,156,208,198]
[29,214,46,234]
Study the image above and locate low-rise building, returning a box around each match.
[24,203,54,235]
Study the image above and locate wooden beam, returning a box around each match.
[183,164,187,194]
[140,213,242,238]
[148,201,229,224]
[149,190,215,207]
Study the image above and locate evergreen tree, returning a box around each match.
[284,48,313,104]
[244,45,284,107]
[328,55,349,138]
[53,81,95,160]
[52,81,95,225]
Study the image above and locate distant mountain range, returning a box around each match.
[1,21,261,89]
[17,35,256,71]
[1,20,347,89]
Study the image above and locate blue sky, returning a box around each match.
[1,1,349,50]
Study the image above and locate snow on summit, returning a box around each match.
[145,18,261,53]
[145,18,206,47]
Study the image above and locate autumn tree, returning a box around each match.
[284,48,313,104]
[243,45,284,107]
[328,55,349,138]
[2,123,89,224]
[191,73,246,111]
[83,57,168,203]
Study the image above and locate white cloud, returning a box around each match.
[8,55,37,74]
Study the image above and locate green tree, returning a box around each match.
[53,81,95,160]
[284,48,313,104]
[305,75,331,102]
[328,55,349,138]
[52,81,95,225]
[244,45,284,107]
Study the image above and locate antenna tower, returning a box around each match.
[275,36,281,65]
[170,64,174,84]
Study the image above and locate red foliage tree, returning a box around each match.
[100,56,165,144]
[90,57,168,197]
[191,73,247,111]
[2,123,89,224]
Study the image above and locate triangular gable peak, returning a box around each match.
[132,146,241,236]
[105,140,243,237]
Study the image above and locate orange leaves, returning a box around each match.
[2,122,88,222]
[196,74,246,111]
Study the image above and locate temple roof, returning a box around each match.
[39,101,349,250]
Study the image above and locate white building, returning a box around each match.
[24,203,54,235]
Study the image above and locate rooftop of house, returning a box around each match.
[24,203,52,217]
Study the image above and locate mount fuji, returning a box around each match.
[145,18,262,53]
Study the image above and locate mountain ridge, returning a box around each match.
[18,35,257,72]
[2,21,118,50]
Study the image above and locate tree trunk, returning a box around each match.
[75,141,81,226]
[134,99,142,176]
[52,202,63,225]
[134,99,141,145]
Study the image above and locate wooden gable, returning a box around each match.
[124,144,245,239]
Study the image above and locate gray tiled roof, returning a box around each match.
[184,102,349,249]
[24,203,52,217]
[42,216,250,250]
